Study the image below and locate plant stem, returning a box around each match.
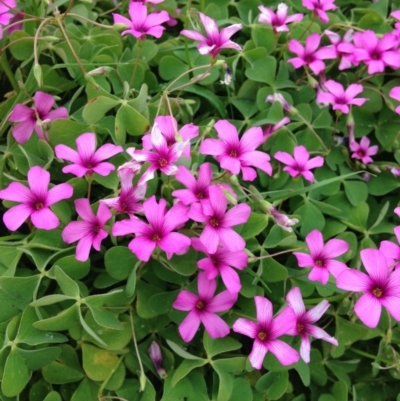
[67,13,114,29]
[250,248,303,261]
[350,348,393,365]
[129,308,146,391]
[164,64,212,93]
[130,41,144,88]
[34,17,51,66]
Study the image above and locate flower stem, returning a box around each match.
[67,13,114,29]
[350,347,393,366]
[130,40,144,88]
[164,64,212,93]
[250,248,303,261]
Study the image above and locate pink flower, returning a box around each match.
[173,273,237,342]
[265,93,294,112]
[317,80,368,114]
[62,199,112,262]
[189,186,251,254]
[395,207,400,218]
[172,163,212,206]
[389,87,400,115]
[0,0,16,39]
[274,145,324,183]
[285,287,338,363]
[258,3,303,33]
[113,2,169,39]
[8,91,68,144]
[232,296,299,369]
[349,136,378,165]
[127,123,188,185]
[142,116,198,158]
[191,238,248,294]
[352,30,400,74]
[112,196,191,261]
[269,207,299,232]
[324,29,355,70]
[0,166,73,231]
[100,162,147,215]
[148,341,167,379]
[336,249,400,328]
[55,133,123,178]
[293,230,348,284]
[263,117,290,141]
[200,120,272,181]
[181,13,242,58]
[379,226,400,270]
[302,0,337,23]
[288,33,336,75]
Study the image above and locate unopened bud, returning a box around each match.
[220,186,237,205]
[41,119,52,132]
[269,206,298,232]
[87,66,113,76]
[265,93,294,113]
[33,63,43,87]
[148,341,167,379]
[84,74,100,90]
[113,23,129,31]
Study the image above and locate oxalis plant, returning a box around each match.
[1,0,400,400]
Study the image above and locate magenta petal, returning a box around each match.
[336,269,371,292]
[179,311,201,342]
[381,295,400,321]
[293,252,314,267]
[3,204,32,231]
[380,240,400,260]
[189,203,207,223]
[305,156,324,170]
[255,296,273,327]
[308,266,330,285]
[286,287,306,317]
[180,29,207,42]
[200,138,225,156]
[128,236,157,261]
[268,339,299,366]
[197,273,217,300]
[326,260,347,278]
[46,107,68,121]
[305,230,324,257]
[299,335,311,363]
[201,225,220,254]
[323,238,349,258]
[249,339,268,369]
[74,198,95,221]
[9,104,34,123]
[207,289,237,312]
[240,151,272,176]
[55,145,79,163]
[158,232,191,255]
[239,127,263,152]
[62,221,90,243]
[219,265,241,294]
[163,202,189,232]
[274,151,295,166]
[11,120,35,143]
[306,300,330,323]
[354,293,382,328]
[31,208,60,230]
[94,143,123,161]
[201,312,230,339]
[0,182,31,202]
[360,249,388,283]
[62,165,89,178]
[47,183,73,205]
[223,203,251,227]
[232,318,258,338]
[271,307,296,338]
[28,166,50,197]
[173,290,198,311]
[219,155,241,175]
[217,227,246,252]
[75,235,93,262]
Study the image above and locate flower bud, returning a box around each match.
[148,341,167,379]
[33,63,43,87]
[87,66,113,76]
[41,119,52,132]
[269,206,299,232]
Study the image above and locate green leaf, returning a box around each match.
[203,332,242,358]
[172,359,208,386]
[1,348,30,397]
[33,304,80,331]
[54,266,80,298]
[48,119,91,147]
[166,248,198,276]
[256,371,288,400]
[263,225,297,248]
[332,317,368,358]
[18,347,62,370]
[82,96,120,124]
[82,343,119,381]
[0,275,41,309]
[42,344,85,384]
[50,255,90,280]
[245,57,276,86]
[78,308,107,346]
[159,55,188,81]
[86,304,124,330]
[295,202,325,237]
[166,340,203,360]
[294,359,310,386]
[118,103,150,137]
[228,378,253,401]
[9,31,34,61]
[238,213,269,239]
[261,257,288,283]
[105,246,138,281]
[251,25,275,53]
[0,246,22,276]
[343,181,368,206]
[212,363,234,401]
[30,294,74,307]
[183,85,228,118]
[43,392,62,401]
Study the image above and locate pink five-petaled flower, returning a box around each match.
[191,238,248,294]
[336,249,400,328]
[258,3,303,33]
[389,87,400,115]
[112,196,190,262]
[288,33,336,75]
[113,2,169,39]
[379,226,400,270]
[232,296,299,369]
[302,0,337,23]
[293,229,349,284]
[274,145,324,183]
[142,116,198,158]
[200,120,272,181]
[285,287,338,363]
[316,80,368,114]
[62,199,112,262]
[100,162,147,215]
[181,13,242,59]
[55,133,123,178]
[9,91,68,144]
[189,186,251,254]
[352,30,400,74]
[324,29,355,70]
[0,166,73,231]
[127,122,188,185]
[173,273,237,342]
[349,136,378,165]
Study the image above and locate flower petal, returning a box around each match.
[178,311,201,342]
[128,236,157,262]
[173,290,198,311]
[3,204,32,231]
[207,289,237,312]
[268,339,299,366]
[201,312,230,339]
[31,208,60,230]
[354,293,382,328]
[255,296,273,327]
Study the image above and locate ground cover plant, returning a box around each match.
[1,0,400,400]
